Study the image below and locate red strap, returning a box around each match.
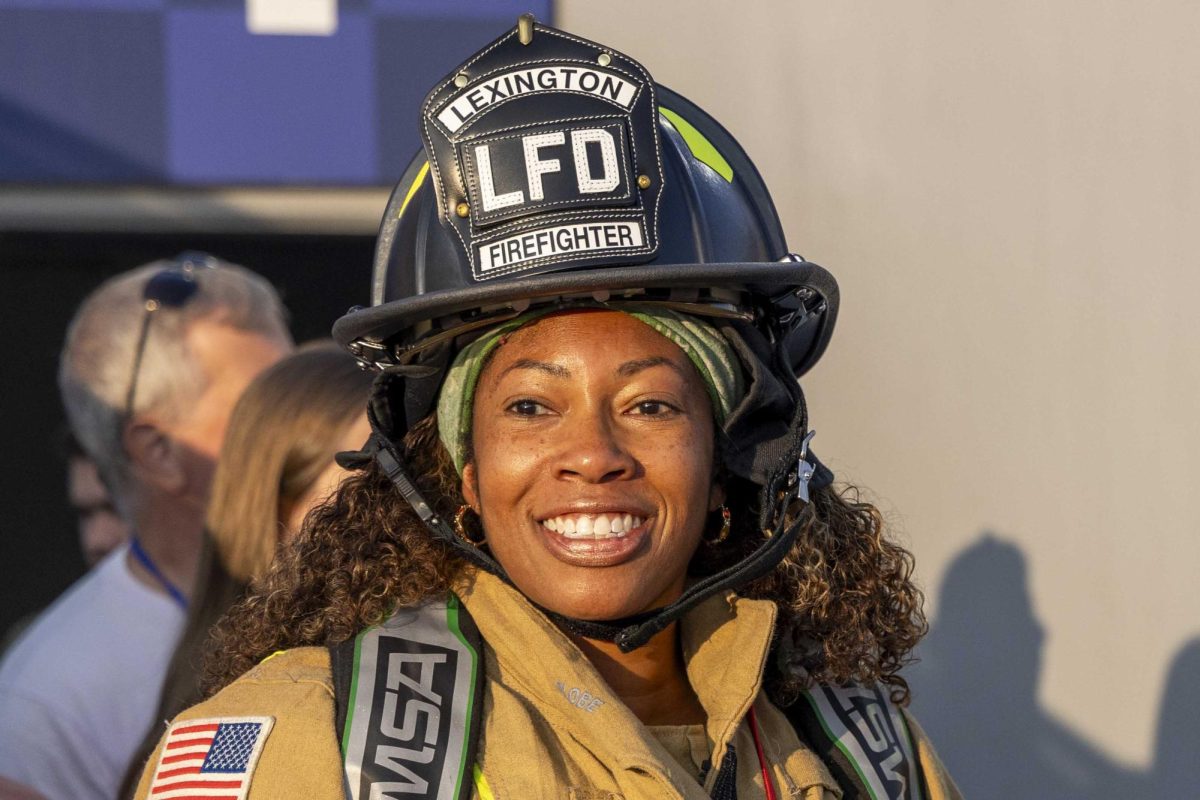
[747,706,778,800]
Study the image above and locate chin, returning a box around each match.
[527,582,665,624]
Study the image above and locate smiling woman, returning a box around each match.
[135,18,961,800]
[461,312,722,622]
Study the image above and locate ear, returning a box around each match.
[461,462,480,512]
[123,420,187,495]
[708,479,726,513]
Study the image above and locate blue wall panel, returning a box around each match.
[0,9,167,181]
[165,7,376,184]
[0,0,552,185]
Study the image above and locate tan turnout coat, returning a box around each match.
[136,569,961,799]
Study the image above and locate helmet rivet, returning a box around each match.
[517,13,535,45]
[453,72,469,88]
[637,174,652,190]
[597,52,612,66]
[455,202,470,218]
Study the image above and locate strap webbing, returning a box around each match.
[784,685,928,800]
[331,602,922,799]
[331,595,483,800]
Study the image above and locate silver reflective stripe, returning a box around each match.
[888,702,923,800]
[804,685,923,800]
[342,599,477,800]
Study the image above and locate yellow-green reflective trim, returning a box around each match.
[473,764,495,800]
[260,650,287,665]
[658,106,734,183]
[398,161,430,220]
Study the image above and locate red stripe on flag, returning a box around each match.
[152,779,242,794]
[171,723,220,736]
[166,736,215,750]
[160,752,207,765]
[155,766,202,780]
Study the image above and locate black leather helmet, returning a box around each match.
[335,17,838,651]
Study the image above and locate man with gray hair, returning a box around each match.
[0,254,293,800]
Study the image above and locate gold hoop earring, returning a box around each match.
[706,505,731,545]
[453,505,485,547]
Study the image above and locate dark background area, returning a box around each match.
[0,231,373,638]
[0,0,553,641]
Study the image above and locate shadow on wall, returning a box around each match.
[1151,636,1200,798]
[906,533,1199,799]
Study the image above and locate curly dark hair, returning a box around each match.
[202,413,926,705]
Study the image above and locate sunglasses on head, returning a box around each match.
[121,252,218,422]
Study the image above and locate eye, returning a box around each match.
[630,399,678,417]
[507,398,549,416]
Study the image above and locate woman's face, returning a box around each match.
[462,310,723,621]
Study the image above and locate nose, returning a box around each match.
[553,410,637,483]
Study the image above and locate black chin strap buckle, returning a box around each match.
[363,421,506,580]
[374,443,440,526]
[335,426,443,528]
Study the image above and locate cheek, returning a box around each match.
[477,434,548,475]
[469,413,550,500]
[474,453,541,522]
[653,432,717,549]
[643,426,715,495]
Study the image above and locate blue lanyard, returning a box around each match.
[129,536,188,611]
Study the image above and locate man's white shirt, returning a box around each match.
[0,543,186,799]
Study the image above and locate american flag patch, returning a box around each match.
[146,716,274,799]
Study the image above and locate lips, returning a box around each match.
[534,507,653,567]
[540,512,645,539]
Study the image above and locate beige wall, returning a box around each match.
[560,0,1200,772]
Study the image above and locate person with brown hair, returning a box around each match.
[138,19,959,800]
[205,342,375,585]
[121,343,373,793]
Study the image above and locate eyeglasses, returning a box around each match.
[121,252,217,422]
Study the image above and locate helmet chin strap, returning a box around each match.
[345,368,830,654]
[337,382,512,583]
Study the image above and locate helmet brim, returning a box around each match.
[334,258,839,372]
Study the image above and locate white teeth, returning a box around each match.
[540,513,646,539]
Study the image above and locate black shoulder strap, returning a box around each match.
[784,684,929,800]
[330,594,484,800]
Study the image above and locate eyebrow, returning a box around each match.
[498,358,571,380]
[496,355,686,381]
[616,355,686,378]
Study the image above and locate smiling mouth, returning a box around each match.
[540,512,645,539]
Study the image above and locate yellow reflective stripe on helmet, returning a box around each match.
[398,161,431,220]
[658,106,734,183]
[473,764,495,800]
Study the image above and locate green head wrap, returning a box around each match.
[435,305,745,474]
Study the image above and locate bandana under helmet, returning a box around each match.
[436,305,745,474]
